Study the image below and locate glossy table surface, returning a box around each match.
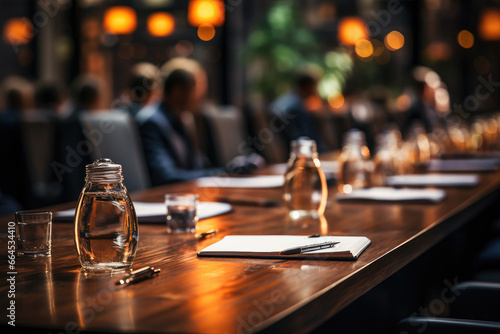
[1,160,500,333]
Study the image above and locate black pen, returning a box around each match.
[280,241,340,255]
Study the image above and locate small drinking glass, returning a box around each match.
[15,211,52,257]
[165,193,199,233]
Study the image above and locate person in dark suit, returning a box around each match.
[136,69,225,185]
[136,69,263,186]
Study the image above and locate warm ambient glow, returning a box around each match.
[304,96,323,112]
[457,30,474,48]
[337,17,368,46]
[197,23,216,41]
[478,9,500,40]
[188,0,225,27]
[147,12,175,37]
[104,6,137,35]
[328,92,344,109]
[3,18,33,45]
[355,39,374,58]
[384,31,404,51]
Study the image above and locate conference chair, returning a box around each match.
[398,281,500,333]
[20,112,63,207]
[202,105,248,167]
[79,111,151,192]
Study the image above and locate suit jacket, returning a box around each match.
[136,102,223,186]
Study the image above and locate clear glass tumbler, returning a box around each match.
[15,210,52,257]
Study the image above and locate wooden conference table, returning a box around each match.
[1,159,500,333]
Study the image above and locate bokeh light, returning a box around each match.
[478,9,500,40]
[304,96,323,112]
[147,12,175,37]
[396,93,411,111]
[3,18,33,45]
[457,30,474,48]
[355,39,374,58]
[188,0,225,27]
[104,6,137,35]
[328,92,345,110]
[337,17,368,46]
[197,23,216,41]
[384,31,405,51]
[473,56,490,74]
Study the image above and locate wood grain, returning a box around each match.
[1,163,500,333]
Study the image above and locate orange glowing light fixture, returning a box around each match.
[197,23,216,41]
[188,0,225,27]
[384,31,405,51]
[148,12,175,37]
[104,6,137,35]
[337,17,368,46]
[3,18,33,45]
[457,30,474,48]
[478,9,500,40]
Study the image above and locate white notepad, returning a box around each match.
[335,187,446,203]
[196,175,285,188]
[386,174,479,187]
[427,159,499,172]
[197,235,371,260]
[53,201,232,223]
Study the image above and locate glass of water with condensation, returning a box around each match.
[15,211,52,257]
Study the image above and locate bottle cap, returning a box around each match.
[86,158,123,183]
[291,137,317,157]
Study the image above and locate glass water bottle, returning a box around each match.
[283,137,328,219]
[74,158,138,272]
[371,131,399,187]
[337,129,371,193]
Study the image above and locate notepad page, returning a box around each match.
[196,175,285,188]
[386,174,479,187]
[198,235,370,257]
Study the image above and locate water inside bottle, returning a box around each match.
[283,157,327,219]
[75,191,138,272]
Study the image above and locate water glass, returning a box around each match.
[165,193,199,233]
[15,211,52,257]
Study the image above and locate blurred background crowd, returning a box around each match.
[1,0,500,214]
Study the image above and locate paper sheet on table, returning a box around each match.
[53,201,232,223]
[386,174,479,187]
[196,175,285,188]
[427,159,499,172]
[335,187,446,203]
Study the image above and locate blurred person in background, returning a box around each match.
[402,66,446,138]
[136,68,262,186]
[115,62,161,116]
[270,66,326,153]
[62,74,101,118]
[0,76,34,209]
[34,80,63,115]
[136,68,224,185]
[159,57,217,165]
